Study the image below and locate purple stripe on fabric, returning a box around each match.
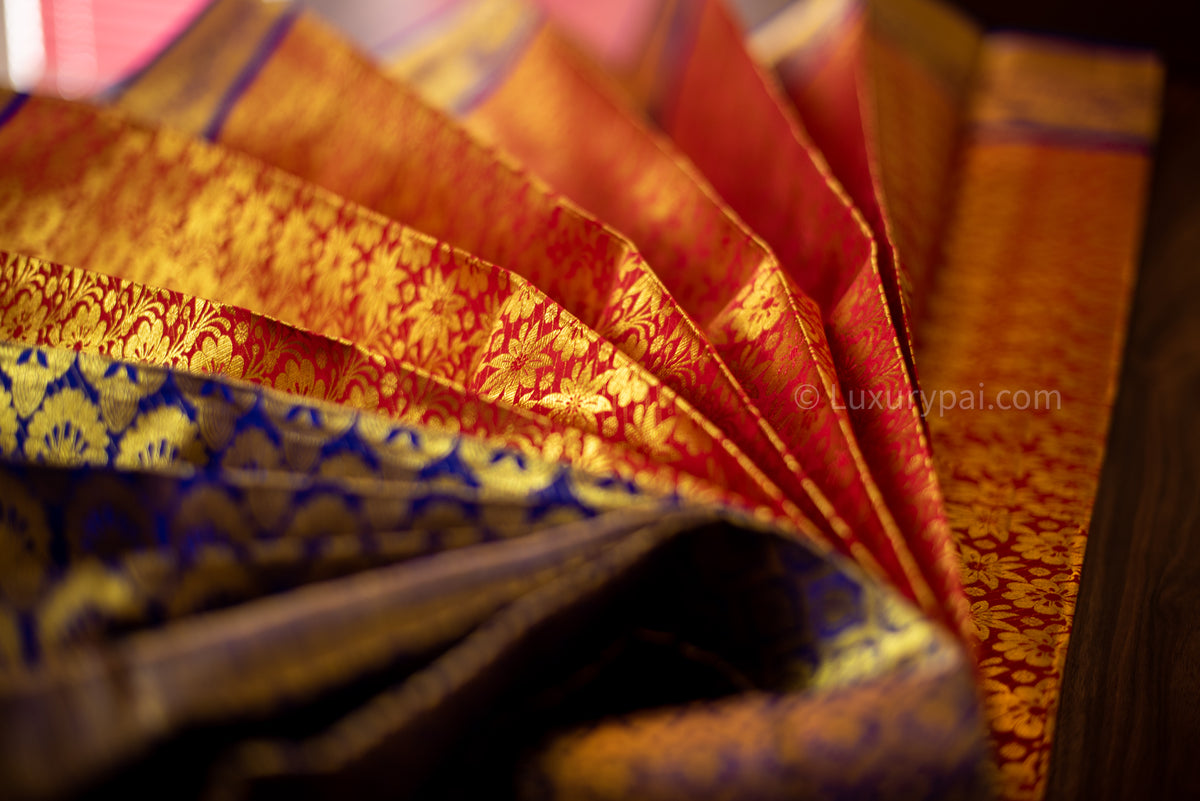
[371,0,465,55]
[971,120,1155,153]
[451,12,544,116]
[202,7,300,142]
[0,94,29,129]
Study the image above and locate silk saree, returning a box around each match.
[0,0,1161,799]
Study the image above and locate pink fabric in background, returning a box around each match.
[34,0,208,95]
[535,0,659,66]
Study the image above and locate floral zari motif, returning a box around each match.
[0,94,812,531]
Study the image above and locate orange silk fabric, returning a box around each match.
[529,0,967,641]
[0,94,791,525]
[918,40,1161,799]
[102,0,962,624]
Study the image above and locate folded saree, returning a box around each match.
[0,0,1161,799]
[0,340,988,800]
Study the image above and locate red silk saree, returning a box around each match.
[0,1,1161,799]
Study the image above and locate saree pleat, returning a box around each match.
[736,0,943,456]
[0,251,720,503]
[324,1,942,618]
[107,0,854,555]
[856,0,981,327]
[0,0,1164,798]
[99,0,955,616]
[0,94,811,530]
[461,29,924,604]
[534,0,969,647]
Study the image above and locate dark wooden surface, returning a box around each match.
[951,0,1200,74]
[1042,75,1200,801]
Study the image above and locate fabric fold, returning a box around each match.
[0,95,811,531]
[107,0,851,553]
[536,0,969,644]
[310,0,943,620]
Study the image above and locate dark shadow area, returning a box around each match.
[951,0,1200,76]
